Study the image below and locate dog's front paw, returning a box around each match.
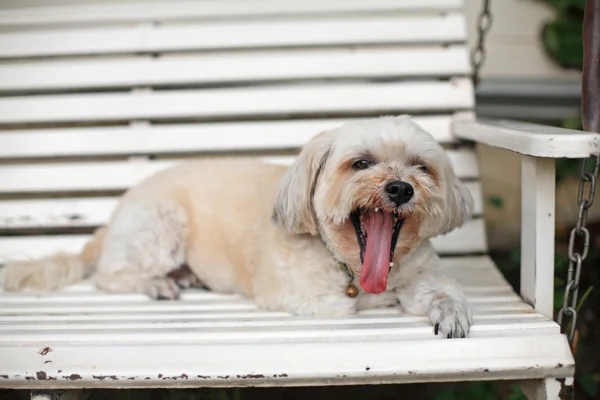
[141,277,181,300]
[428,295,472,338]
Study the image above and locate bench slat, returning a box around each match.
[0,319,556,344]
[0,313,544,331]
[0,296,521,316]
[0,14,466,59]
[0,46,469,93]
[0,218,487,261]
[0,115,463,159]
[0,182,483,230]
[0,308,534,324]
[0,294,522,311]
[0,288,517,307]
[0,335,573,388]
[0,301,536,318]
[0,150,479,194]
[0,0,464,28]
[0,80,473,125]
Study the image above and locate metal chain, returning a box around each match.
[557,154,600,341]
[471,0,493,86]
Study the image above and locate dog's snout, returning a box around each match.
[385,180,414,206]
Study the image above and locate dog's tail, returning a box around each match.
[0,227,106,292]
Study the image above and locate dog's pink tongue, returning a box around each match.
[359,210,394,294]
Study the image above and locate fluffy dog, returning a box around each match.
[1,115,474,338]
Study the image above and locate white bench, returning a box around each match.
[0,1,597,399]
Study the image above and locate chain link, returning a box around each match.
[558,154,600,341]
[471,0,493,86]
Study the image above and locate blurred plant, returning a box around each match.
[537,0,585,70]
[163,389,242,400]
[508,385,528,400]
[432,382,498,400]
[93,389,244,400]
[488,195,505,209]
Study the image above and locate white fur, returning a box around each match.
[0,115,474,338]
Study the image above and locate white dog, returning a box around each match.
[1,115,474,338]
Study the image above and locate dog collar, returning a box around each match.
[338,262,359,298]
[319,237,360,298]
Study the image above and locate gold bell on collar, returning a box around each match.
[345,284,359,298]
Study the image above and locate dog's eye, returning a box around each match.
[352,160,371,170]
[417,164,429,173]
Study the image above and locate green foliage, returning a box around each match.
[96,389,244,400]
[541,0,586,9]
[578,373,599,397]
[508,385,527,400]
[537,0,585,70]
[556,158,583,184]
[162,389,242,400]
[488,195,504,209]
[432,382,498,400]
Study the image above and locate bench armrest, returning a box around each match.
[454,117,600,318]
[454,118,600,158]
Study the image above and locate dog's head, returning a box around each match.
[272,115,474,294]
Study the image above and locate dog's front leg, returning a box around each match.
[395,269,472,338]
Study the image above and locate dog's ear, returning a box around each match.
[272,130,334,235]
[438,173,474,235]
[419,160,474,239]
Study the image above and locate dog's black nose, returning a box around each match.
[385,180,414,206]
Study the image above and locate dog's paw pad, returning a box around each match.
[429,296,472,339]
[142,278,180,300]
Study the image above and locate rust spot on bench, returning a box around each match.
[44,360,52,364]
[273,373,288,378]
[237,374,265,379]
[36,371,47,380]
[39,347,52,356]
[93,375,118,381]
[0,375,8,379]
[25,376,35,380]
[64,374,82,380]
[162,374,188,380]
[197,375,210,379]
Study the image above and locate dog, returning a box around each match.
[0,115,474,338]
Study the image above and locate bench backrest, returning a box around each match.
[0,0,486,262]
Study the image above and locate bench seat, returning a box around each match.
[0,255,573,389]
